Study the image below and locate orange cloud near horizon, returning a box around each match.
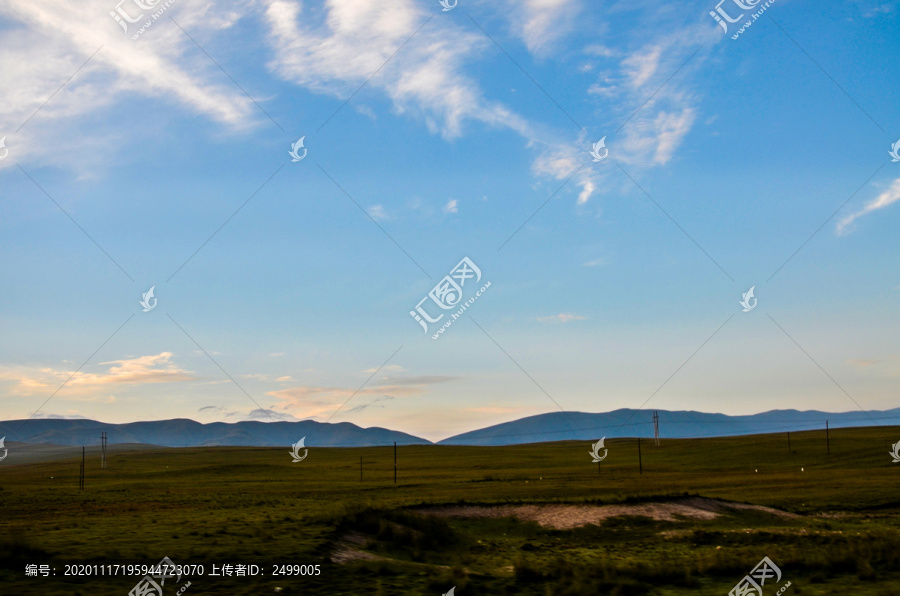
[0,352,195,396]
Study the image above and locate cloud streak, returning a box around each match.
[536,313,587,323]
[268,374,455,419]
[0,0,258,171]
[0,352,195,395]
[837,177,900,234]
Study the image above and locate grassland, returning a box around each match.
[1,426,900,595]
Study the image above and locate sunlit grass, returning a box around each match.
[1,426,899,594]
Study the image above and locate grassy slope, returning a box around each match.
[1,426,899,595]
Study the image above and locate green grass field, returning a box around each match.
[2,426,900,595]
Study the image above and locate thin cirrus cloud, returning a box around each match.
[263,0,507,138]
[506,0,581,56]
[0,352,195,396]
[197,405,303,421]
[346,395,395,414]
[587,34,707,167]
[530,134,598,206]
[367,205,390,221]
[267,375,455,419]
[846,356,900,378]
[0,0,257,169]
[262,0,606,203]
[836,177,900,235]
[229,408,301,421]
[847,359,879,368]
[1,0,706,204]
[534,29,712,206]
[536,313,587,323]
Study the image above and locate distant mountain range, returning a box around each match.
[437,408,900,446]
[1,407,898,448]
[0,418,429,448]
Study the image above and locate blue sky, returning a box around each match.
[0,0,898,441]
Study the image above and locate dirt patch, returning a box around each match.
[415,497,797,530]
[330,531,456,570]
[330,532,384,564]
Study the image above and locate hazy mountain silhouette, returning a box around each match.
[2,407,897,448]
[437,408,900,446]
[0,418,429,447]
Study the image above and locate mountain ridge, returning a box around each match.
[1,407,898,447]
[437,407,900,445]
[0,417,429,447]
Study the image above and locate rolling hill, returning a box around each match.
[2,407,898,448]
[0,417,430,447]
[437,407,900,445]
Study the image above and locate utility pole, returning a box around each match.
[393,442,397,485]
[826,421,830,455]
[80,447,85,491]
[653,411,660,446]
[787,431,791,454]
[638,437,642,475]
[100,432,108,469]
[360,455,363,482]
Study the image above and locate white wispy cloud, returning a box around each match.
[263,0,525,139]
[368,204,390,221]
[30,412,89,419]
[836,177,900,234]
[536,313,587,323]
[240,373,270,381]
[530,134,598,205]
[585,28,713,170]
[0,0,258,171]
[506,0,581,56]
[230,408,301,421]
[0,352,194,395]
[268,375,455,419]
[846,356,900,378]
[443,199,458,213]
[346,395,394,414]
[623,45,663,89]
[262,0,610,210]
[1,0,711,209]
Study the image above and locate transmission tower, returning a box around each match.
[100,432,108,469]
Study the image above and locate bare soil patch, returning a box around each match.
[415,497,797,530]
